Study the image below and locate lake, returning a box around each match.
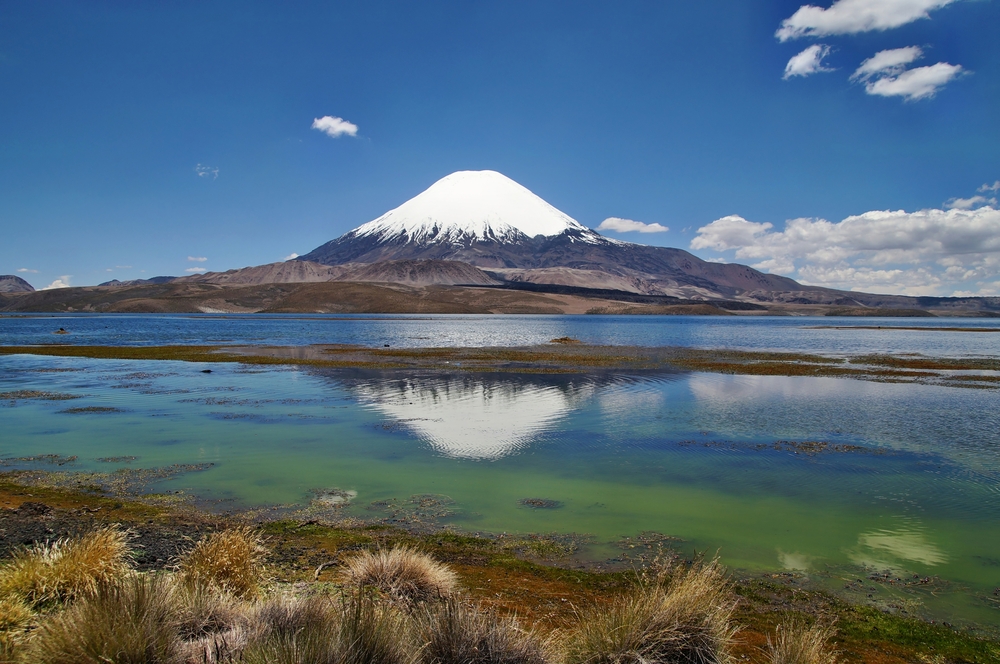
[1,313,998,627]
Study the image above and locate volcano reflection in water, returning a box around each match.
[346,373,598,460]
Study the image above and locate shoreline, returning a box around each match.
[2,342,998,389]
[2,476,999,662]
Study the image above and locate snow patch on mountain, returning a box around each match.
[351,170,613,245]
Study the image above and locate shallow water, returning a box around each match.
[1,343,998,627]
[3,312,1000,356]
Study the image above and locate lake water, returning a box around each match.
[1,314,999,627]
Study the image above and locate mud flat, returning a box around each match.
[2,342,998,389]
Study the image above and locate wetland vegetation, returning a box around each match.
[0,482,998,663]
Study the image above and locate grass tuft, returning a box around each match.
[767,619,838,664]
[179,527,268,599]
[565,557,737,664]
[239,592,413,664]
[341,546,458,607]
[26,574,182,664]
[0,525,132,607]
[417,598,551,664]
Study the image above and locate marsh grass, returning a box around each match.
[417,598,551,664]
[565,557,737,664]
[0,597,33,661]
[239,592,414,664]
[172,581,247,641]
[766,620,838,664]
[341,546,458,607]
[26,574,182,664]
[179,527,268,599]
[0,525,131,607]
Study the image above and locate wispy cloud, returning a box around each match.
[784,44,835,79]
[16,268,39,273]
[41,276,72,290]
[979,181,1000,193]
[849,46,963,100]
[195,164,219,179]
[776,0,960,41]
[284,253,300,261]
[597,217,669,233]
[312,115,358,138]
[851,46,923,81]
[945,195,996,210]
[115,265,133,269]
[187,256,208,262]
[863,62,963,100]
[185,267,207,273]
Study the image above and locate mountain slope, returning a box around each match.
[0,275,35,293]
[175,261,346,286]
[338,260,500,286]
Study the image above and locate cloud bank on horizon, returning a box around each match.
[691,184,1000,297]
[780,0,966,100]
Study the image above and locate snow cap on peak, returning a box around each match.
[352,170,593,244]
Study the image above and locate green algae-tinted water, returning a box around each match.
[1,353,999,627]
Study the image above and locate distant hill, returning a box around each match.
[174,261,343,286]
[100,276,176,287]
[0,275,35,293]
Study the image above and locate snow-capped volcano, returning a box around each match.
[299,169,804,298]
[351,170,604,245]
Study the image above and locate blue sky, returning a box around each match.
[1,0,997,295]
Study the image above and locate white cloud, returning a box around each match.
[691,204,1000,296]
[863,62,963,100]
[596,217,669,233]
[185,267,207,273]
[195,164,219,179]
[849,47,965,101]
[979,181,1000,193]
[312,115,358,138]
[284,253,300,261]
[783,45,835,79]
[16,268,38,273]
[945,195,997,210]
[851,46,923,81]
[776,0,960,41]
[41,275,72,290]
[187,256,208,262]
[115,265,133,269]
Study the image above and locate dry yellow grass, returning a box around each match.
[766,620,838,664]
[564,557,737,664]
[0,525,131,606]
[0,596,34,661]
[239,592,413,664]
[179,527,268,599]
[417,598,551,664]
[26,574,182,664]
[341,546,458,607]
